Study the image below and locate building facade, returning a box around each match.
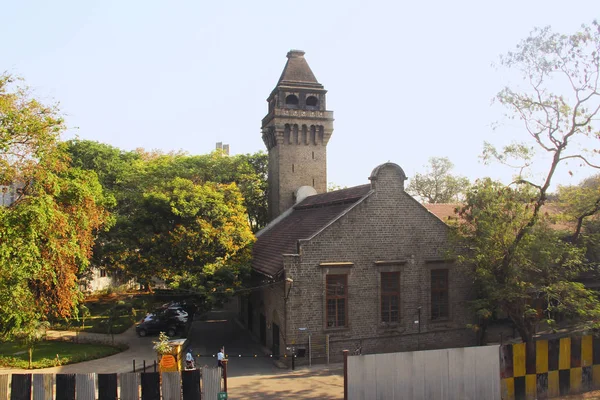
[244,51,475,364]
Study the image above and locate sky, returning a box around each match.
[2,1,599,192]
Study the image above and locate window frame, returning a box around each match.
[430,268,449,320]
[380,271,400,324]
[325,274,348,329]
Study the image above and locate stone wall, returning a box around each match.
[284,164,475,364]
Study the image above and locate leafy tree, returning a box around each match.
[0,75,111,339]
[13,320,50,369]
[131,177,255,301]
[406,157,469,203]
[454,179,599,345]
[65,144,264,298]
[557,175,600,242]
[460,22,600,348]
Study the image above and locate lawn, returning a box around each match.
[51,293,159,334]
[0,340,124,369]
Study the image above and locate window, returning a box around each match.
[326,275,347,328]
[306,96,318,107]
[381,272,400,323]
[285,94,299,105]
[100,269,107,278]
[431,269,449,320]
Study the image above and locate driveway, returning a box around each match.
[186,310,344,399]
[186,310,281,377]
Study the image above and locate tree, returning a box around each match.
[557,175,600,242]
[131,177,255,302]
[65,144,264,297]
[406,157,469,203]
[0,75,111,339]
[454,179,599,345]
[460,22,600,347]
[13,320,50,369]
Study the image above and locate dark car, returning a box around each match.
[135,312,185,337]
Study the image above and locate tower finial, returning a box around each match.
[287,50,305,58]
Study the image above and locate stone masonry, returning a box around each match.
[246,51,475,365]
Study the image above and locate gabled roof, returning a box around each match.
[277,50,323,89]
[252,185,372,277]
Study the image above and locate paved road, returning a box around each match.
[187,310,281,377]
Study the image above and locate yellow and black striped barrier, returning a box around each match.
[500,335,599,399]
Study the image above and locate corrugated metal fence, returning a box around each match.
[0,368,222,400]
[347,345,501,400]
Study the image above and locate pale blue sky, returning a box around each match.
[2,1,598,191]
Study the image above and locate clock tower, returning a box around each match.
[262,50,334,221]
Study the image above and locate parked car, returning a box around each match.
[135,313,185,337]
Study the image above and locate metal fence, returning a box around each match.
[0,368,222,400]
[345,345,501,400]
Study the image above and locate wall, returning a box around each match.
[285,164,475,364]
[500,335,600,399]
[347,345,501,400]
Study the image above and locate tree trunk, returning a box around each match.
[477,318,489,346]
[28,347,32,369]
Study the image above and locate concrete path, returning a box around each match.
[186,310,281,377]
[227,364,344,400]
[0,325,157,374]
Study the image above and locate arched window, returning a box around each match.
[306,96,318,107]
[285,94,299,105]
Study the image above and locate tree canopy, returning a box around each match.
[457,21,600,345]
[406,157,469,203]
[0,75,111,339]
[65,141,265,302]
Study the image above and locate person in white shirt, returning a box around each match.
[185,348,194,369]
[217,347,225,368]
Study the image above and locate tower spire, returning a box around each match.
[262,50,334,221]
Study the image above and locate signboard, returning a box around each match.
[217,392,228,399]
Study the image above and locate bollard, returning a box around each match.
[153,360,157,372]
[222,359,228,393]
[343,350,349,400]
[143,360,146,372]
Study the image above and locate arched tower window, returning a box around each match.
[285,94,299,105]
[306,96,319,108]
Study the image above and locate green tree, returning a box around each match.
[132,178,255,301]
[460,22,600,348]
[454,179,599,345]
[406,157,469,203]
[0,75,110,339]
[65,144,264,293]
[13,320,50,369]
[557,175,600,242]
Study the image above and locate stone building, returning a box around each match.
[242,50,475,364]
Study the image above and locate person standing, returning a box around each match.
[217,347,225,369]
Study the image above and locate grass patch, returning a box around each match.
[51,293,160,334]
[0,340,125,369]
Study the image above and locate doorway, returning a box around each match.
[272,323,280,359]
[259,313,267,346]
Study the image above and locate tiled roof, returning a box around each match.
[252,185,372,277]
[424,202,575,232]
[423,203,461,222]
